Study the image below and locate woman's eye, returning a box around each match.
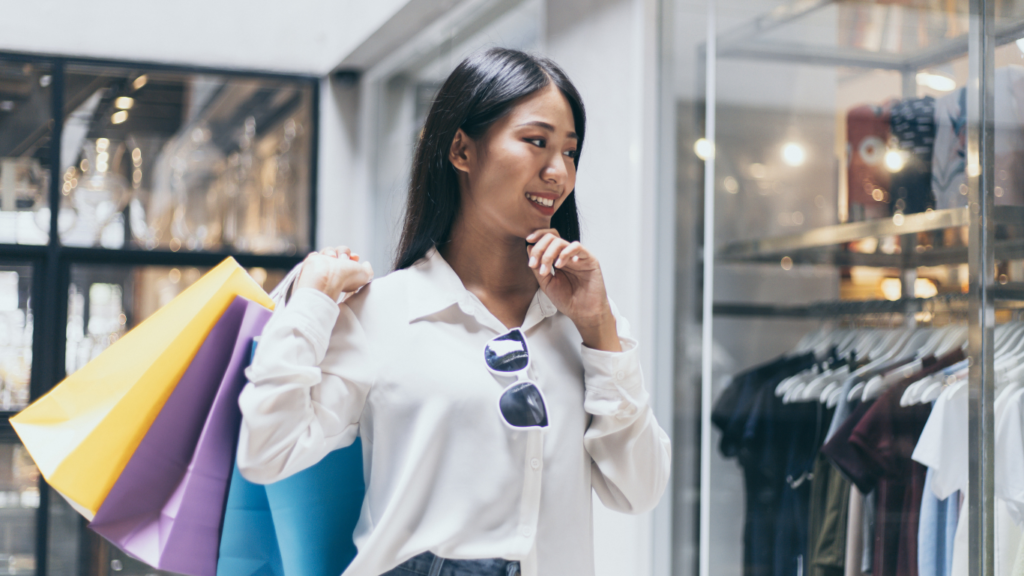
[563,149,577,158]
[527,138,546,148]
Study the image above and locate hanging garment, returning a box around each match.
[932,65,1024,209]
[823,350,964,576]
[713,353,817,576]
[918,468,958,576]
[847,102,894,221]
[889,97,937,215]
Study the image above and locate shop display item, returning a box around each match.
[847,102,894,221]
[889,97,936,215]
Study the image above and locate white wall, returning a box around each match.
[545,1,667,576]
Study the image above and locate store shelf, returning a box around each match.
[717,206,1024,266]
[714,288,1024,318]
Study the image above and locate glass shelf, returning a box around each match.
[717,206,1024,266]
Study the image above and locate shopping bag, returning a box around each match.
[10,257,274,517]
[217,341,365,576]
[217,444,365,576]
[89,296,272,576]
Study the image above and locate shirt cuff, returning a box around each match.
[284,287,342,361]
[580,336,641,392]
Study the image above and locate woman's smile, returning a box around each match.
[526,192,559,216]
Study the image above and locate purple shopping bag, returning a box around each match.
[89,296,272,576]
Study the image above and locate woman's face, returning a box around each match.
[449,84,578,240]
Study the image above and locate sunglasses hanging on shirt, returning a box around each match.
[483,328,549,429]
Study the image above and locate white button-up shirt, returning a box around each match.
[237,246,671,576]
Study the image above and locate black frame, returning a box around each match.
[0,50,318,575]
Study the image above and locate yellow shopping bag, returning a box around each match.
[11,257,274,518]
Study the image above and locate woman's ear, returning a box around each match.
[449,129,473,173]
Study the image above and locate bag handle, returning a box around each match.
[268,262,304,308]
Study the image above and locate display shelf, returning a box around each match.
[717,206,1024,266]
[714,289,1024,318]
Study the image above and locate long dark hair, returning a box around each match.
[394,48,586,270]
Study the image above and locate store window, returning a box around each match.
[670,1,1024,576]
[0,51,314,576]
[0,59,52,246]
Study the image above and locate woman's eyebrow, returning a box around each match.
[517,121,578,140]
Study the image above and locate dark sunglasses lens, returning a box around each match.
[499,382,548,428]
[484,330,529,373]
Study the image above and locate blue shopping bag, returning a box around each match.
[217,341,365,576]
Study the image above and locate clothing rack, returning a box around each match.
[712,293,985,319]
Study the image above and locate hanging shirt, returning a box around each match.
[236,246,671,576]
[713,353,817,576]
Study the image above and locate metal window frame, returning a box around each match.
[0,50,320,576]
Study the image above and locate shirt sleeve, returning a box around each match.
[581,300,672,514]
[236,287,376,484]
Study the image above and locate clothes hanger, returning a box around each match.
[850,326,937,402]
[816,326,910,404]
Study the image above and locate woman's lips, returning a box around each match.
[526,193,557,216]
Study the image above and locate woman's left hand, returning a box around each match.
[527,229,622,352]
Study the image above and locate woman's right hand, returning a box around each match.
[295,246,374,302]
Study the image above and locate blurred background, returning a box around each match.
[2,1,1020,576]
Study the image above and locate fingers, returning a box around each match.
[554,241,583,269]
[528,233,559,274]
[526,228,560,243]
[319,246,353,259]
[539,237,567,276]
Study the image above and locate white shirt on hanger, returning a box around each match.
[235,246,671,576]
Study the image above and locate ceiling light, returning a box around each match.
[132,74,148,91]
[916,72,956,92]
[114,96,134,110]
[693,138,714,161]
[111,110,129,124]
[781,142,806,167]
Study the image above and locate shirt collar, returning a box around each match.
[405,246,557,332]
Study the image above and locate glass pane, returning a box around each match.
[673,1,1019,576]
[0,441,39,576]
[0,263,32,411]
[66,264,284,375]
[60,65,312,254]
[0,58,52,246]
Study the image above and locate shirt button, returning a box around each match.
[531,458,541,470]
[615,370,626,380]
[519,525,534,537]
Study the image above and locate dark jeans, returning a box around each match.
[381,551,521,576]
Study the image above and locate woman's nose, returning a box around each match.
[541,153,568,185]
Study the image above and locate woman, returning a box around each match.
[238,48,671,576]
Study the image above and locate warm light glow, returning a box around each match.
[111,110,129,124]
[114,96,134,110]
[95,138,109,151]
[893,212,905,226]
[694,138,714,161]
[884,149,907,172]
[780,256,793,271]
[881,278,902,301]
[781,142,806,167]
[132,75,148,91]
[132,148,142,164]
[749,163,767,179]
[916,72,956,92]
[723,176,739,194]
[915,278,938,299]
